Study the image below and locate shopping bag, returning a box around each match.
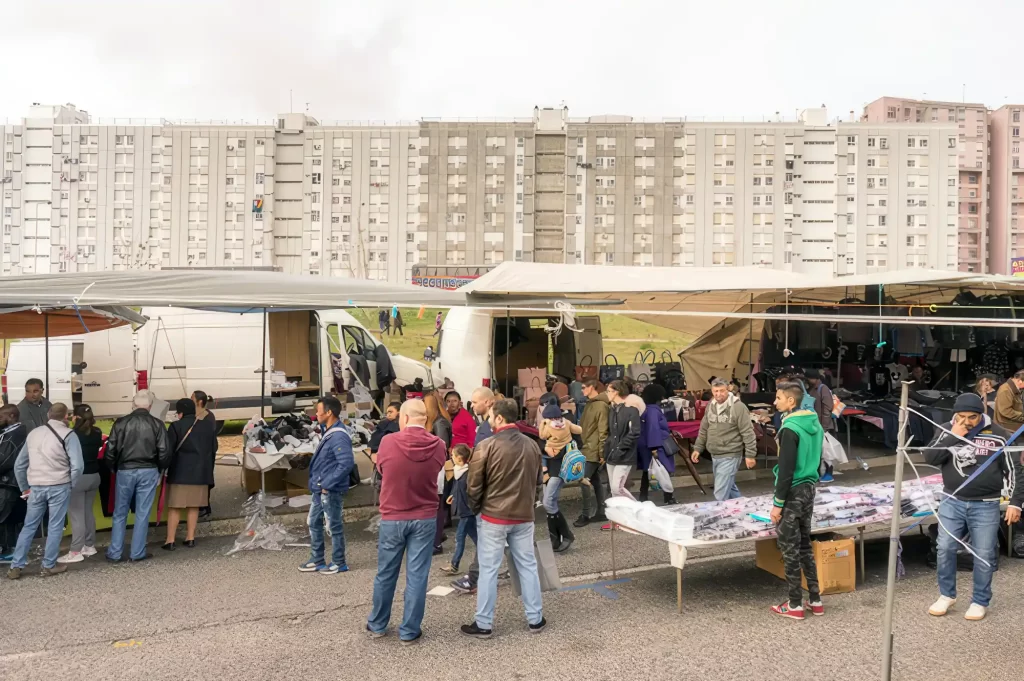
[627,350,655,382]
[821,431,848,466]
[575,354,599,382]
[649,458,674,494]
[599,354,625,384]
[508,540,562,594]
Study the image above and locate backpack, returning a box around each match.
[558,441,586,483]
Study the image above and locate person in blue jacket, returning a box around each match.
[299,395,355,575]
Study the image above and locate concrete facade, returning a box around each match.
[1,103,959,282]
[988,105,1024,274]
[863,96,989,272]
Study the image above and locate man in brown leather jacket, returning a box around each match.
[461,398,547,639]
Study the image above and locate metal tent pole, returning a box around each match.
[260,308,267,420]
[44,313,50,396]
[880,381,909,681]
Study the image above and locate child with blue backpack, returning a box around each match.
[539,403,583,553]
[439,444,477,575]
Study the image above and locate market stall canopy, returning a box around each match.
[0,305,147,339]
[0,270,469,311]
[464,263,1024,388]
[462,262,813,337]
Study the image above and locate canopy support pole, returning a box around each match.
[505,306,510,398]
[260,308,267,420]
[747,294,753,390]
[880,381,909,681]
[44,313,50,396]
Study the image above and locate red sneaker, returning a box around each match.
[805,600,824,616]
[601,523,614,531]
[771,602,805,620]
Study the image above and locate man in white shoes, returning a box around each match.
[924,393,1024,621]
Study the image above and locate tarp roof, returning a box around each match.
[464,263,1024,388]
[0,270,468,311]
[0,305,147,339]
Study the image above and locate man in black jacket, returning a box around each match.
[105,391,170,563]
[925,393,1023,622]
[0,405,27,561]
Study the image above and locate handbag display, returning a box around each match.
[519,367,546,422]
[574,354,599,382]
[599,354,625,384]
[654,351,686,392]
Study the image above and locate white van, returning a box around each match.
[74,307,430,421]
[4,337,85,405]
[432,307,603,398]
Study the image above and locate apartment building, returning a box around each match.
[863,97,989,272]
[1,102,958,282]
[988,105,1024,272]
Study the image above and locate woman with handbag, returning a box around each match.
[57,404,105,563]
[162,398,218,550]
[635,385,677,505]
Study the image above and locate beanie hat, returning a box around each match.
[953,392,984,415]
[542,403,562,420]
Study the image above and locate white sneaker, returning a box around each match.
[57,551,84,564]
[928,595,956,616]
[80,546,97,557]
[964,603,987,621]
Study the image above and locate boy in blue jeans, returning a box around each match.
[440,444,476,574]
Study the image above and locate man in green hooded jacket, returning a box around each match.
[769,381,824,621]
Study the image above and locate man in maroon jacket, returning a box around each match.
[366,400,446,645]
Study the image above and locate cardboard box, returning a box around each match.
[755,536,856,595]
[243,467,288,495]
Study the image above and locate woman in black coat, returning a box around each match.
[162,398,218,550]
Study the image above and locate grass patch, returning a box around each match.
[347,308,695,365]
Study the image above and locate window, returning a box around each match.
[879,138,888,149]
[311,173,321,184]
[878,215,887,227]
[753,177,761,186]
[1014,128,1020,138]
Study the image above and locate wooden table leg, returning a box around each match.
[858,526,866,584]
[677,568,683,614]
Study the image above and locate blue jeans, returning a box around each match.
[476,519,543,630]
[711,456,743,501]
[308,490,346,567]
[12,483,71,569]
[367,518,435,641]
[451,515,477,569]
[937,497,1000,607]
[542,476,565,514]
[106,468,161,561]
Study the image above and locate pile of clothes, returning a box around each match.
[242,412,375,458]
[633,475,944,542]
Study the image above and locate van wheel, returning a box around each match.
[215,420,225,435]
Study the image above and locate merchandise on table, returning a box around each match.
[605,475,944,543]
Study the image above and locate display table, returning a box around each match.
[668,420,701,439]
[603,478,945,614]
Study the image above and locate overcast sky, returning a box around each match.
[2,0,1021,123]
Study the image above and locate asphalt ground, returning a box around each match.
[1,466,1018,681]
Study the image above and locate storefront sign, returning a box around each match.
[1012,257,1024,277]
[411,275,479,290]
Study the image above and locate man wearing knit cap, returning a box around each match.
[925,392,1024,622]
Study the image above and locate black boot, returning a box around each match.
[546,514,562,551]
[663,491,677,505]
[554,512,574,553]
[639,471,650,503]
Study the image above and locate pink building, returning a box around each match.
[988,105,1024,274]
[863,97,988,272]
